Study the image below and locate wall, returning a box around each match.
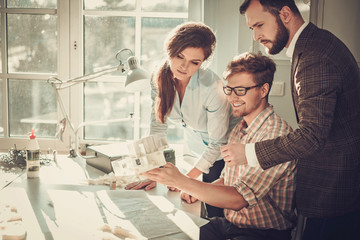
[204,0,242,76]
[315,0,360,65]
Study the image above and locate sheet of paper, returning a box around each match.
[96,190,208,239]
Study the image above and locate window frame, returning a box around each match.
[0,0,202,153]
[0,0,70,152]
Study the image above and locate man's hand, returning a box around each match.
[125,179,157,191]
[180,191,198,204]
[142,163,184,188]
[220,143,248,166]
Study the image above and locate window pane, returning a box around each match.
[84,0,135,11]
[7,14,57,73]
[141,18,186,72]
[0,79,3,137]
[84,16,135,75]
[7,0,57,8]
[84,82,134,141]
[8,79,57,138]
[142,0,188,12]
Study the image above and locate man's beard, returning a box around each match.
[267,16,289,55]
[232,107,247,118]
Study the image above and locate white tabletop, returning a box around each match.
[0,155,206,240]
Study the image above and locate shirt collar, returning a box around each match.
[285,21,309,58]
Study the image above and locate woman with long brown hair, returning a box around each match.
[127,22,237,218]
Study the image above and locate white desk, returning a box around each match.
[0,155,206,240]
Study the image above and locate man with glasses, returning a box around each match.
[143,52,297,240]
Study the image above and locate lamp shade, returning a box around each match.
[125,56,150,92]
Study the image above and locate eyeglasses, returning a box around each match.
[223,85,261,96]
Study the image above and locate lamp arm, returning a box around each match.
[54,86,76,136]
[47,47,149,157]
[68,65,120,83]
[48,65,121,90]
[49,64,123,139]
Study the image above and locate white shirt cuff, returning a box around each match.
[245,143,260,167]
[194,159,212,174]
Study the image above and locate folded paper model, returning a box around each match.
[114,134,175,174]
[86,134,175,175]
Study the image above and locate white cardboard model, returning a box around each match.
[112,134,169,175]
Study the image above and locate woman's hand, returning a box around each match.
[180,191,198,204]
[167,186,180,192]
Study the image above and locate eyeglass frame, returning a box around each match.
[223,84,262,96]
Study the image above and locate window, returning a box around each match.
[0,0,196,152]
[7,6,58,138]
[0,0,59,151]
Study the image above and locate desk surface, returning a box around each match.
[0,155,206,240]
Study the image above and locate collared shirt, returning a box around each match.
[150,68,235,173]
[246,21,308,167]
[223,105,297,230]
[286,21,309,58]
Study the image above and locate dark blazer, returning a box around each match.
[255,23,360,218]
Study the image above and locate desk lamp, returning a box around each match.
[48,48,150,156]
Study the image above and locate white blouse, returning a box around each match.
[150,68,235,173]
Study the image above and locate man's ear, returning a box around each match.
[261,83,270,98]
[279,6,292,24]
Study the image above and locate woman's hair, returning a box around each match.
[223,52,276,100]
[154,22,216,123]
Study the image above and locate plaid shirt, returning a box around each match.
[222,105,297,230]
